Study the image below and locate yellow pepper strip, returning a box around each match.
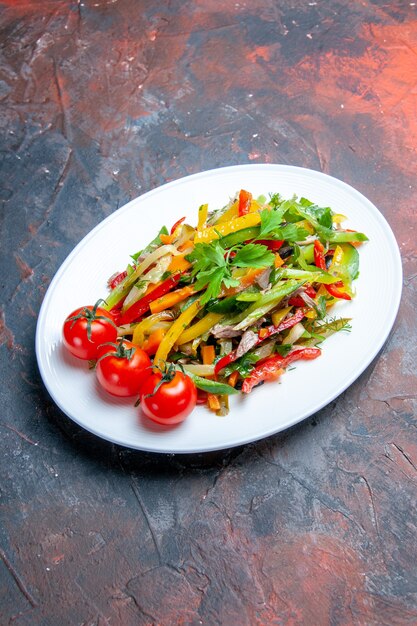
[315,284,328,299]
[215,200,238,224]
[189,337,202,356]
[154,298,202,368]
[177,312,223,345]
[132,311,173,346]
[150,285,197,315]
[132,326,144,347]
[202,345,215,365]
[295,219,315,235]
[197,203,208,230]
[271,306,292,328]
[167,253,191,273]
[191,337,202,356]
[274,253,284,268]
[332,213,347,225]
[194,212,261,244]
[207,394,221,411]
[329,245,344,268]
[315,285,335,309]
[216,198,262,225]
[249,198,263,213]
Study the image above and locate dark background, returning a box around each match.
[1,1,416,624]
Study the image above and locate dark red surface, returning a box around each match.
[1,2,416,624]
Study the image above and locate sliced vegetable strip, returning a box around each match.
[207,394,221,411]
[214,308,306,375]
[109,270,127,290]
[132,311,173,346]
[197,204,208,230]
[194,212,261,244]
[314,240,351,300]
[214,350,239,376]
[238,189,252,216]
[202,345,215,365]
[119,274,181,325]
[150,284,198,314]
[325,281,351,300]
[168,254,192,273]
[183,370,239,396]
[233,279,302,330]
[170,216,186,235]
[242,348,321,393]
[177,312,224,345]
[257,308,305,343]
[153,298,202,368]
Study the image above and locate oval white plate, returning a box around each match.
[36,164,402,453]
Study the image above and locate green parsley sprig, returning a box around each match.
[187,240,274,304]
[259,209,309,242]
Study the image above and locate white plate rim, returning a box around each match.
[36,164,403,453]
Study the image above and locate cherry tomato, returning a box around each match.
[63,302,117,360]
[140,368,197,425]
[96,339,151,397]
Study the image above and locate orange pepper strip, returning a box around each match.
[149,285,197,314]
[228,371,239,387]
[207,394,221,411]
[142,328,166,356]
[202,345,215,365]
[167,254,192,273]
[124,278,164,310]
[274,253,284,268]
[160,233,175,245]
[177,239,194,252]
[221,267,264,297]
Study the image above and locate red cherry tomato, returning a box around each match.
[63,303,117,360]
[96,339,151,397]
[140,369,197,425]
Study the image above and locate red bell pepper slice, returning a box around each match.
[238,190,252,216]
[288,285,316,307]
[314,239,327,270]
[119,274,181,325]
[258,308,305,342]
[108,303,123,326]
[256,239,284,251]
[214,350,239,376]
[242,347,321,393]
[325,281,351,301]
[170,216,186,235]
[214,309,306,375]
[314,240,351,300]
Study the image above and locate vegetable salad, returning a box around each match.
[100,189,368,416]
